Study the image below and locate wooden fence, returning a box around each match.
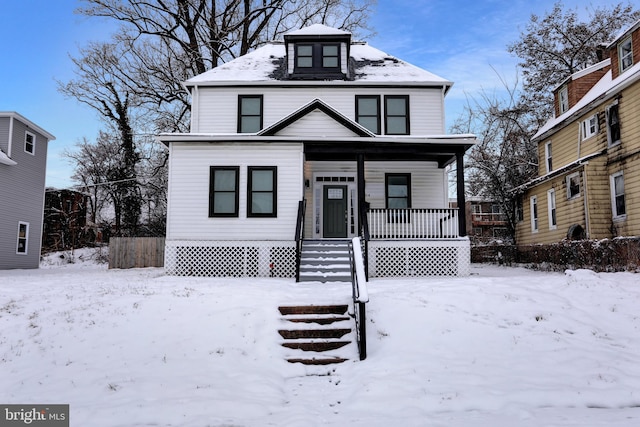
[109,237,165,269]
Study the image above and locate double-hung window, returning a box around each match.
[247,166,277,217]
[384,95,409,135]
[547,189,557,230]
[545,141,553,173]
[355,95,380,134]
[25,131,35,155]
[566,172,580,199]
[17,222,29,254]
[619,37,633,73]
[559,86,569,114]
[581,114,598,140]
[209,167,239,217]
[610,171,626,219]
[238,95,263,133]
[530,196,538,233]
[606,102,621,146]
[386,174,411,209]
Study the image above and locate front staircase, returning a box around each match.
[298,240,351,283]
[278,304,355,365]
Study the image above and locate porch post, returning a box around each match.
[456,151,467,237]
[357,153,365,232]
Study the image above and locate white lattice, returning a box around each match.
[368,239,470,277]
[165,240,296,277]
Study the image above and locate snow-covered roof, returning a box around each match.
[608,18,640,48]
[551,59,610,93]
[0,147,17,166]
[286,23,350,37]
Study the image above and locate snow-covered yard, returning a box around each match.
[2,250,640,426]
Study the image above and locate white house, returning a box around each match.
[158,24,476,279]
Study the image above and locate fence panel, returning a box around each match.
[109,237,165,269]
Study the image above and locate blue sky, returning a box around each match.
[0,0,623,189]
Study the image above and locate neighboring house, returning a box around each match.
[514,19,640,245]
[464,198,509,243]
[158,24,476,278]
[42,188,89,252]
[0,112,55,269]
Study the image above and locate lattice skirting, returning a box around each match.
[368,239,471,277]
[164,240,296,277]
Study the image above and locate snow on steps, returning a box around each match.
[278,304,356,365]
[298,240,352,283]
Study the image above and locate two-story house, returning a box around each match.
[514,19,640,245]
[0,112,55,269]
[159,24,476,278]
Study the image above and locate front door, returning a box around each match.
[323,185,347,238]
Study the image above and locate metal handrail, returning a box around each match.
[349,236,368,360]
[360,202,370,279]
[294,199,306,282]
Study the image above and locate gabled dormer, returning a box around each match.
[609,19,640,80]
[284,24,351,80]
[552,59,611,117]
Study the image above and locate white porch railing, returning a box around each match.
[367,208,460,239]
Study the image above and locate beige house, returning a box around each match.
[515,19,640,245]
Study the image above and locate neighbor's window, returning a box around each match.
[247,166,277,217]
[610,171,626,219]
[619,36,633,73]
[384,95,410,135]
[209,166,240,217]
[606,102,621,146]
[559,86,569,114]
[25,131,35,155]
[355,95,380,134]
[547,189,557,230]
[581,114,598,140]
[545,141,553,173]
[238,95,263,133]
[530,196,538,233]
[566,172,581,199]
[16,222,29,254]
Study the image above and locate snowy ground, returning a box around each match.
[2,249,640,426]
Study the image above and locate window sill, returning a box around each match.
[612,215,627,222]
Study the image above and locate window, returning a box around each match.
[580,114,599,140]
[295,43,340,73]
[610,171,626,219]
[16,222,29,254]
[559,86,569,114]
[547,189,557,230]
[545,141,553,173]
[209,167,239,217]
[322,45,339,68]
[385,174,411,209]
[247,166,277,217]
[566,172,580,199]
[619,36,633,73]
[238,95,263,133]
[530,196,538,233]
[516,197,524,222]
[296,45,313,68]
[606,102,621,146]
[25,131,35,155]
[355,95,380,134]
[384,95,409,135]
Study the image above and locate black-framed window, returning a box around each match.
[385,174,411,209]
[209,166,239,217]
[238,95,263,133]
[356,95,380,134]
[294,43,341,73]
[248,166,277,217]
[384,95,410,135]
[322,45,339,68]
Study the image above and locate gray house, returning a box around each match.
[0,112,55,269]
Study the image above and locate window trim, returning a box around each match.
[619,36,633,73]
[237,95,263,133]
[547,188,557,230]
[355,95,381,134]
[294,43,341,74]
[16,221,29,255]
[530,196,538,233]
[545,141,553,173]
[209,166,240,218]
[610,171,626,220]
[24,131,35,155]
[247,166,277,218]
[606,101,621,147]
[580,114,599,141]
[566,172,581,199]
[385,173,411,210]
[559,86,569,114]
[384,95,410,135]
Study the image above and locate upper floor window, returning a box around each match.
[545,141,553,173]
[16,221,29,254]
[580,114,599,140]
[209,166,240,217]
[355,95,380,134]
[619,36,633,73]
[384,95,410,135]
[530,196,538,233]
[559,86,569,114]
[238,95,263,133]
[566,172,581,199]
[294,43,341,74]
[610,171,626,219]
[247,166,277,217]
[606,102,621,146]
[25,131,35,155]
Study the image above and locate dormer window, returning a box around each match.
[619,36,633,73]
[294,43,341,74]
[559,86,569,114]
[285,24,351,80]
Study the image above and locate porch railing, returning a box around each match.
[294,199,306,282]
[349,237,369,361]
[367,208,459,239]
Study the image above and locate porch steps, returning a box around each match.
[278,304,355,365]
[298,240,352,283]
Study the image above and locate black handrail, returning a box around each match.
[359,201,370,280]
[348,237,369,361]
[294,199,306,282]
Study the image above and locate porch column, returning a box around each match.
[456,151,467,237]
[357,153,366,233]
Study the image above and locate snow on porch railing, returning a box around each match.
[367,208,459,239]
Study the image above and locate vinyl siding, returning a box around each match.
[194,86,444,135]
[0,118,48,269]
[0,117,9,153]
[274,110,360,137]
[166,142,303,240]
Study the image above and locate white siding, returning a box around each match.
[166,142,303,240]
[195,86,445,135]
[275,110,360,137]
